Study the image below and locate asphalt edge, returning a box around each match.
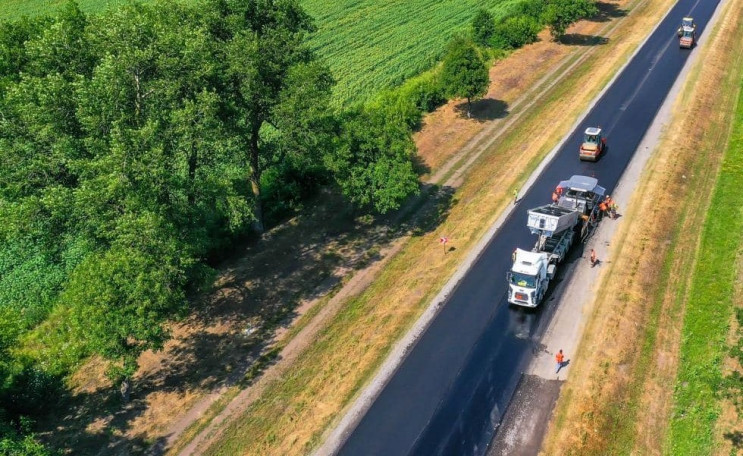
[313,1,682,454]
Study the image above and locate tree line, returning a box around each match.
[0,0,426,450]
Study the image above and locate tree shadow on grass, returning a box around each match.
[454,98,509,122]
[724,431,743,449]
[36,380,169,456]
[34,185,457,455]
[590,1,628,22]
[560,34,609,46]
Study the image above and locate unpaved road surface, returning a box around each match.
[332,0,722,454]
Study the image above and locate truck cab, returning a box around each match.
[579,127,606,161]
[507,249,552,308]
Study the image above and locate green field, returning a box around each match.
[300,0,524,106]
[1,0,524,106]
[665,73,743,453]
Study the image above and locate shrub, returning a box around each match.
[368,71,446,131]
[491,14,541,50]
[471,9,496,47]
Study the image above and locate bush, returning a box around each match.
[517,0,547,19]
[0,363,63,417]
[260,163,327,225]
[471,9,496,47]
[368,71,446,131]
[491,14,541,50]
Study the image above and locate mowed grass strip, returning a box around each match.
[667,26,743,456]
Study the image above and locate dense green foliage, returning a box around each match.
[0,0,422,449]
[472,9,497,47]
[491,14,541,49]
[439,38,490,117]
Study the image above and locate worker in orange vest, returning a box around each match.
[555,349,565,373]
[599,201,608,218]
[552,191,559,203]
[555,185,563,196]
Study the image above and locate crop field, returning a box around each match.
[300,0,525,106]
[1,0,525,106]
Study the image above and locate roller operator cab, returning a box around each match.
[579,127,606,161]
[679,26,695,48]
[677,17,696,37]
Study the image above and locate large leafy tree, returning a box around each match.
[439,38,490,118]
[214,0,330,233]
[327,109,419,214]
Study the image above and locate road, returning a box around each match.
[337,0,721,455]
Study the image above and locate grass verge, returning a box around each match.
[541,0,743,453]
[666,10,743,456]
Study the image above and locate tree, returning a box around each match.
[471,9,496,47]
[491,14,541,50]
[215,0,331,233]
[439,38,490,118]
[64,214,188,399]
[326,110,419,214]
[542,0,598,41]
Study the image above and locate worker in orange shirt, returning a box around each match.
[555,349,565,373]
[552,191,559,203]
[599,201,608,218]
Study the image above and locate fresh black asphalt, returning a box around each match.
[337,0,721,455]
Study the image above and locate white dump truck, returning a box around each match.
[507,175,605,307]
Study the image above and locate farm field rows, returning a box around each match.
[300,0,525,106]
[0,0,525,106]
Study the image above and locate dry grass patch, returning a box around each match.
[541,0,743,453]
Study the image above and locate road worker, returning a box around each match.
[555,349,565,374]
[599,201,608,218]
[552,191,559,203]
[555,184,563,196]
[590,249,597,267]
